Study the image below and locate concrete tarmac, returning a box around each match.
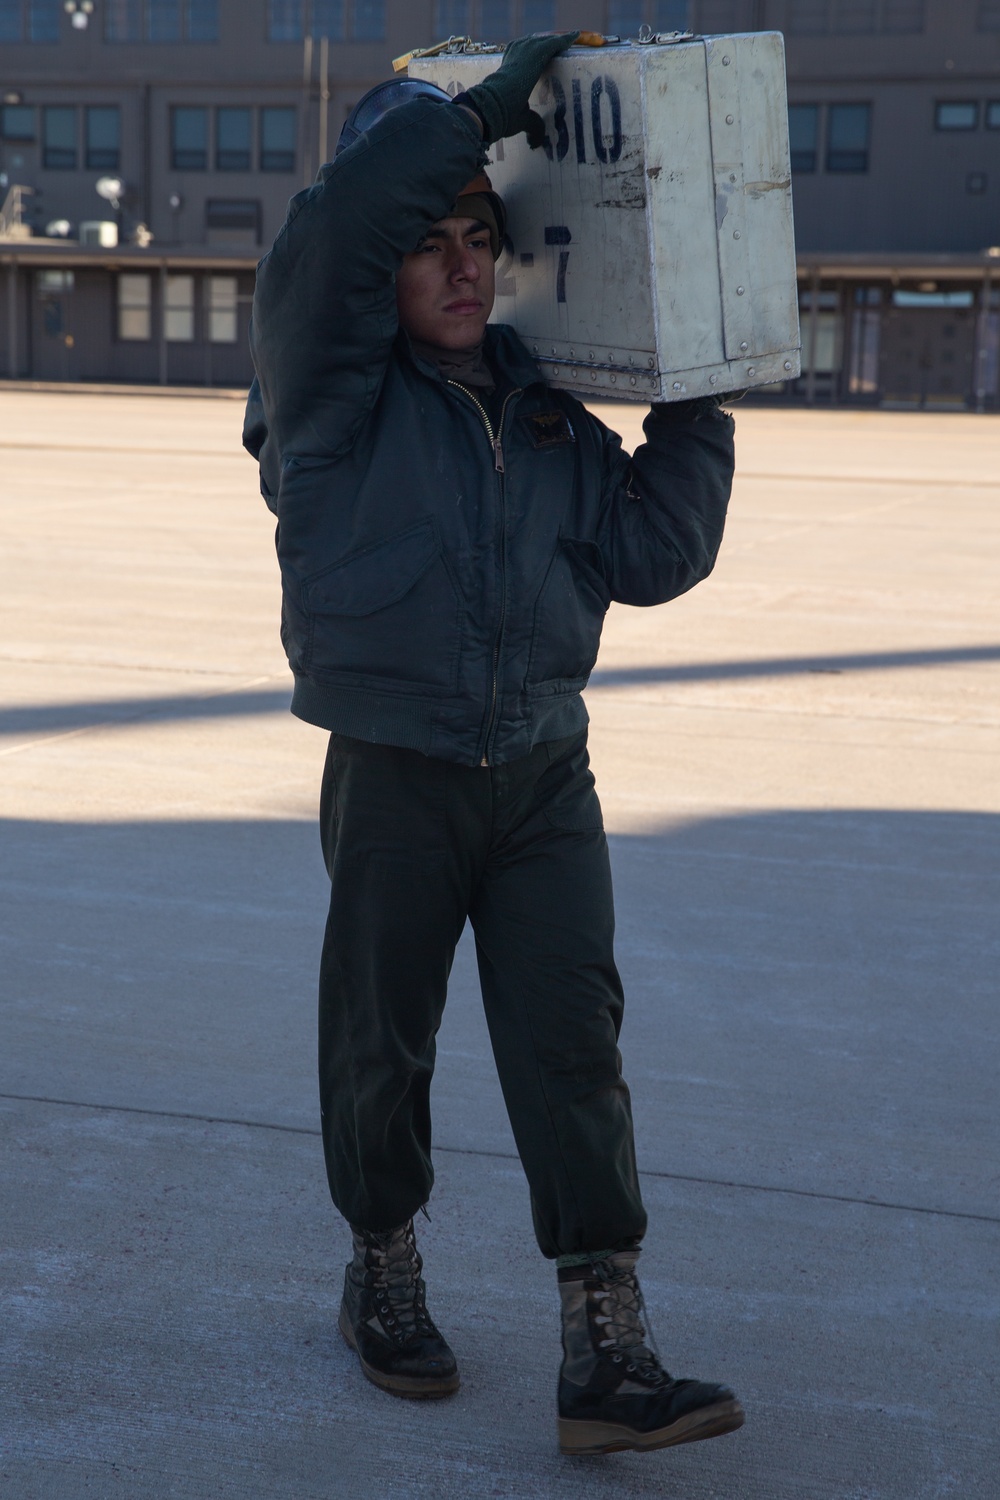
[1,391,997,1498]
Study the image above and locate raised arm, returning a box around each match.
[596,399,737,606]
[247,99,485,464]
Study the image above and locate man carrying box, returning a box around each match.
[244,31,744,1458]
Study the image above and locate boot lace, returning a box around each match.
[591,1257,670,1385]
[360,1222,436,1345]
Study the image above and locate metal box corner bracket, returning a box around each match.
[411,34,801,401]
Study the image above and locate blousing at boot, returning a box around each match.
[244,31,746,1457]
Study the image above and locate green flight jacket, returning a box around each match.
[243,96,735,766]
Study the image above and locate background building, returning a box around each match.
[1,0,999,404]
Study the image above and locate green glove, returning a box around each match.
[459,32,580,148]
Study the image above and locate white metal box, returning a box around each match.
[411,33,800,401]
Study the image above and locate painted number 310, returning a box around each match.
[541,75,625,166]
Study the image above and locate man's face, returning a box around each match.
[395,216,496,351]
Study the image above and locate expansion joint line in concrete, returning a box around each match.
[3,1091,997,1229]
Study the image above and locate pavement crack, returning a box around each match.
[3,1091,997,1228]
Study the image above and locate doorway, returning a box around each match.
[879,289,976,407]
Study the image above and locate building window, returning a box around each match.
[826,103,870,172]
[605,0,691,32]
[0,0,60,41]
[28,0,59,39]
[0,1,19,41]
[105,0,217,38]
[187,0,218,39]
[171,106,208,169]
[205,198,261,245]
[86,107,121,170]
[267,0,302,38]
[788,104,819,172]
[105,0,142,39]
[830,0,876,29]
[788,0,923,32]
[986,101,1000,129]
[892,288,973,308]
[260,107,296,171]
[312,0,344,36]
[351,0,383,37]
[699,0,740,26]
[43,107,77,169]
[37,269,74,291]
[207,275,239,342]
[654,0,690,26]
[0,104,35,140]
[479,0,511,40]
[148,0,180,37]
[216,107,251,170]
[879,0,924,30]
[786,0,830,31]
[165,274,195,341]
[434,0,467,31]
[607,0,643,31]
[848,286,881,397]
[799,288,841,376]
[118,273,152,340]
[935,102,978,131]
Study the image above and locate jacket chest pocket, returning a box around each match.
[526,538,610,692]
[301,518,461,695]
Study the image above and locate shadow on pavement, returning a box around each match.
[2,805,997,1498]
[0,686,292,738]
[3,640,999,737]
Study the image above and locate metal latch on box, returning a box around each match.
[393,32,611,73]
[637,25,695,42]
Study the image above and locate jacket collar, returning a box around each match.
[399,324,543,392]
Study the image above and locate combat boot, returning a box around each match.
[338,1220,459,1399]
[557,1247,744,1455]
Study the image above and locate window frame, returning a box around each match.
[28,0,60,42]
[42,105,78,170]
[164,272,196,342]
[207,274,239,344]
[0,104,36,141]
[825,101,871,173]
[788,102,820,173]
[85,105,122,171]
[266,0,303,40]
[205,197,262,244]
[104,0,142,41]
[170,104,209,171]
[311,0,345,38]
[350,0,384,39]
[259,106,296,172]
[215,106,252,171]
[186,0,219,41]
[934,101,979,131]
[117,272,152,341]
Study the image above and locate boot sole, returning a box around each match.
[338,1303,460,1400]
[558,1397,745,1456]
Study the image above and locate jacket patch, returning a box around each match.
[522,411,576,449]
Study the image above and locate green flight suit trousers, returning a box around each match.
[317,729,647,1259]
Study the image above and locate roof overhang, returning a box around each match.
[0,241,260,271]
[796,251,1000,281]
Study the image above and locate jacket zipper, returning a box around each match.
[447,381,521,766]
